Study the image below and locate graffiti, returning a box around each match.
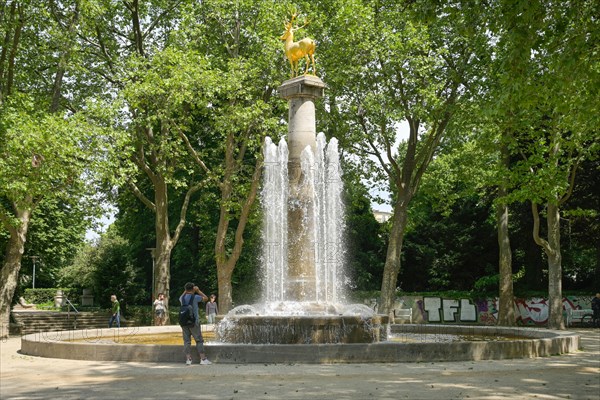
[396,295,593,325]
[515,298,548,325]
[422,297,478,323]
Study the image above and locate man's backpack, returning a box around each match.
[178,293,196,327]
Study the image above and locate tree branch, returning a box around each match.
[229,157,263,265]
[531,201,552,254]
[127,180,155,212]
[142,0,185,41]
[358,113,393,179]
[559,158,579,206]
[131,138,157,182]
[171,181,202,246]
[177,126,211,174]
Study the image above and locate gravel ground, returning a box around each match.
[1,328,598,400]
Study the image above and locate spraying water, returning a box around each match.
[216,76,382,344]
[260,133,348,313]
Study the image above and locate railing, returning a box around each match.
[64,297,79,329]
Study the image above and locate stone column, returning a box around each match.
[278,76,326,301]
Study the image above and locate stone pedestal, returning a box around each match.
[278,76,326,301]
[54,290,66,308]
[81,288,94,306]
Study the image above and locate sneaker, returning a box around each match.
[200,358,212,365]
[185,358,192,366]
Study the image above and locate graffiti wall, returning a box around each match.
[392,295,594,325]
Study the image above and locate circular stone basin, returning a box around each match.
[69,331,216,345]
[216,315,388,344]
[20,324,580,364]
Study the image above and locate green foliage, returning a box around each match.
[402,193,498,292]
[0,97,103,210]
[3,0,598,314]
[57,242,97,291]
[343,171,386,291]
[60,228,146,310]
[22,288,79,305]
[19,197,89,289]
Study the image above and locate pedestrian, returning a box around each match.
[206,294,218,325]
[108,294,120,328]
[153,293,166,326]
[180,282,212,365]
[592,293,600,328]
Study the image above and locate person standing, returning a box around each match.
[592,293,600,328]
[153,293,166,326]
[206,294,218,325]
[108,294,120,328]
[180,282,212,365]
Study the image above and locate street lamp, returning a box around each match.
[28,256,39,288]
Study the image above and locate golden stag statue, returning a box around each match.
[280,13,316,78]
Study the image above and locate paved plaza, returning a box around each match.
[1,328,598,400]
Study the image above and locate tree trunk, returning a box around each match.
[496,198,515,326]
[0,206,31,338]
[214,136,262,314]
[546,202,563,330]
[0,1,17,99]
[217,260,234,313]
[497,142,515,326]
[531,201,564,330]
[154,179,172,322]
[379,202,408,315]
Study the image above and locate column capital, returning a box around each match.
[278,76,327,100]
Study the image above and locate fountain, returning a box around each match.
[18,75,581,361]
[18,24,581,363]
[216,75,387,344]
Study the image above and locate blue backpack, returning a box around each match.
[178,294,196,327]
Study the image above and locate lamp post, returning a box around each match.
[28,256,39,289]
[146,248,156,301]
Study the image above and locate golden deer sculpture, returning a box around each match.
[280,13,316,77]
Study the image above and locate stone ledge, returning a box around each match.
[20,324,580,364]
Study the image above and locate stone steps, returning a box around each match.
[11,310,136,335]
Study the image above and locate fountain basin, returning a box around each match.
[20,324,580,364]
[216,315,387,344]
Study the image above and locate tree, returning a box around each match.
[19,196,89,289]
[317,0,488,314]
[59,227,144,308]
[119,47,218,319]
[0,0,113,338]
[486,0,599,329]
[80,0,292,316]
[180,0,289,313]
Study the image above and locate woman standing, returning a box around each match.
[153,293,166,326]
[206,294,218,325]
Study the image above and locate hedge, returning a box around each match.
[23,288,80,304]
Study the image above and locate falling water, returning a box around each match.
[261,133,346,311]
[217,134,382,343]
